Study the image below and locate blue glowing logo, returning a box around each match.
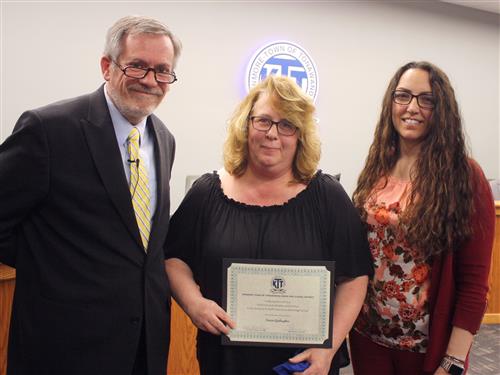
[246,41,319,101]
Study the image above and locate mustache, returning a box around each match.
[128,84,163,96]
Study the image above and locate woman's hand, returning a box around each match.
[186,296,236,335]
[165,258,236,336]
[288,348,334,375]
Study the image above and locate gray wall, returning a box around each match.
[1,1,498,213]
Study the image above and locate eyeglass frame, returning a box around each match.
[392,90,435,109]
[111,60,178,84]
[248,115,298,136]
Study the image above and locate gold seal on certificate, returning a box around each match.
[222,259,335,348]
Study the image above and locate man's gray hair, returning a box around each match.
[104,15,182,68]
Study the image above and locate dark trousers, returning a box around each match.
[349,329,430,375]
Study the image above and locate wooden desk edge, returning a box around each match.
[0,264,16,281]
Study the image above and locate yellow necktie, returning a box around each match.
[127,127,151,251]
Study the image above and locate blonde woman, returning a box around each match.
[165,76,372,375]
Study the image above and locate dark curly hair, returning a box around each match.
[353,61,473,258]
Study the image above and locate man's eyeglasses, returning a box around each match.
[392,90,435,109]
[249,116,298,136]
[112,60,177,84]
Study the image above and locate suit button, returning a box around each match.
[130,317,140,325]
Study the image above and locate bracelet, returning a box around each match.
[444,354,465,365]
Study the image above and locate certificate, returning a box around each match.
[222,259,334,348]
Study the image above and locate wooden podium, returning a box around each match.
[0,265,15,375]
[484,202,500,323]
[167,301,199,374]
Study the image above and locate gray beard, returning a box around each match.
[108,88,157,124]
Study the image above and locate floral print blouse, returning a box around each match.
[354,176,431,353]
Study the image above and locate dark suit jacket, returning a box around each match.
[0,85,175,374]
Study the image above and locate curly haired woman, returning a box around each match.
[349,61,495,375]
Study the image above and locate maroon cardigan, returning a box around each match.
[423,160,496,372]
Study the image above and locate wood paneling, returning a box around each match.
[0,264,15,375]
[484,202,500,323]
[167,300,199,374]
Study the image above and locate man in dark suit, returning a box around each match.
[0,15,181,374]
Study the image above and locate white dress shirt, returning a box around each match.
[104,85,157,217]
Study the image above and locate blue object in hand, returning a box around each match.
[273,360,310,374]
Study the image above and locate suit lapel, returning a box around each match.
[81,86,144,254]
[148,116,169,248]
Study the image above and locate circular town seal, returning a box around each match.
[246,41,319,102]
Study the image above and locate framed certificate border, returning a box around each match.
[221,258,335,348]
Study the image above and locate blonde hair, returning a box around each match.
[223,76,320,183]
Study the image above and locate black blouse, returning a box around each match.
[165,170,372,374]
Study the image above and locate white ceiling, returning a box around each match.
[440,0,500,14]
